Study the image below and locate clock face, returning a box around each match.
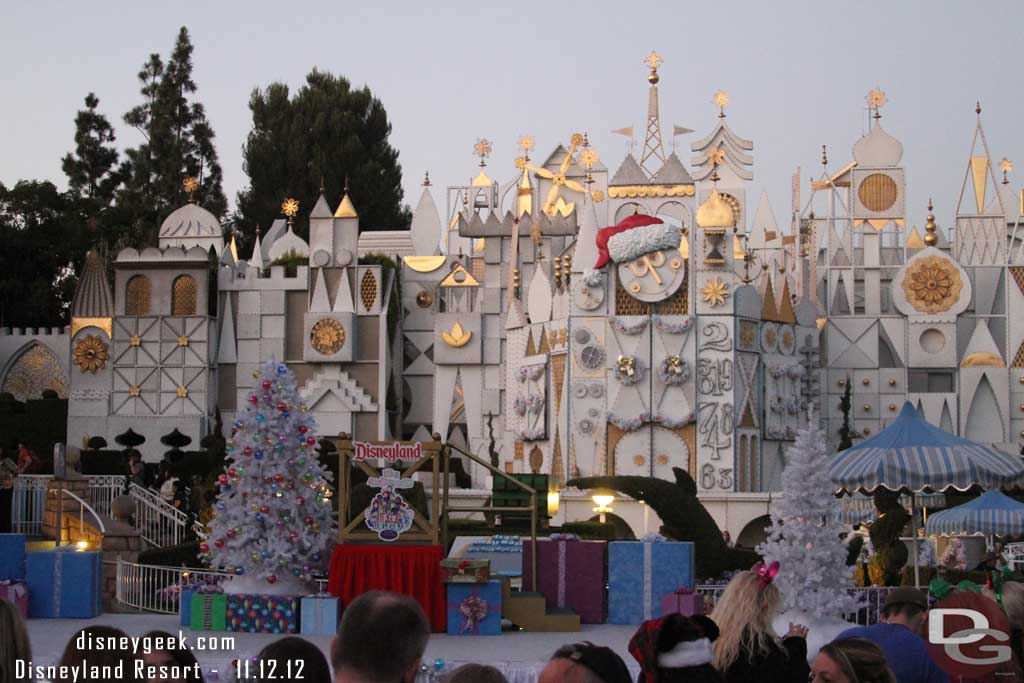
[612,425,688,478]
[310,318,346,355]
[617,247,686,303]
[572,279,605,311]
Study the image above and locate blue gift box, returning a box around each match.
[180,588,195,627]
[26,548,102,618]
[300,595,341,636]
[0,534,26,581]
[608,540,694,624]
[446,580,501,635]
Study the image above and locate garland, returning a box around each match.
[607,411,650,432]
[516,363,546,383]
[652,411,694,429]
[609,317,650,335]
[653,316,692,334]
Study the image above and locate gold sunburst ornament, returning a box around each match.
[281,197,299,220]
[310,318,346,355]
[182,176,199,198]
[517,134,535,158]
[474,138,493,165]
[866,87,887,110]
[713,90,730,117]
[73,335,108,373]
[580,148,599,171]
[701,277,730,307]
[706,147,726,167]
[902,256,962,314]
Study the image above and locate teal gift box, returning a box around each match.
[608,539,694,624]
[180,588,195,626]
[446,580,501,635]
[300,595,341,636]
[0,534,26,581]
[26,548,102,618]
[226,594,300,634]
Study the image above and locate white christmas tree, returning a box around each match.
[201,360,336,590]
[758,413,858,619]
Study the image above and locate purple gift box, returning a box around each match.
[523,538,607,624]
[660,587,704,617]
[0,580,28,620]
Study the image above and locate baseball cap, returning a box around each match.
[554,642,632,683]
[883,587,928,611]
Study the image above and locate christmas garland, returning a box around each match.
[653,316,693,334]
[607,411,650,432]
[609,317,650,335]
[652,411,694,429]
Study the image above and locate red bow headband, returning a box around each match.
[753,561,780,588]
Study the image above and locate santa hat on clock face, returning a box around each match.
[629,613,724,683]
[594,213,681,269]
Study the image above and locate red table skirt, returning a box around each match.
[328,544,445,632]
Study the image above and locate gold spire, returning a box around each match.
[644,51,663,84]
[516,158,533,217]
[924,199,937,247]
[335,178,358,218]
[696,151,735,228]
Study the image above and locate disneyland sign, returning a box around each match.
[352,441,424,463]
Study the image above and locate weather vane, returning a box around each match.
[281,198,299,227]
[866,87,887,119]
[644,51,663,84]
[182,176,198,201]
[516,134,535,161]
[474,138,493,167]
[713,90,730,118]
[1000,158,1013,185]
[580,146,600,185]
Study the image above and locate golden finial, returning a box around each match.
[644,51,663,84]
[866,87,887,119]
[924,199,937,247]
[713,90,730,118]
[580,146,600,185]
[474,138,493,167]
[182,176,198,201]
[423,171,431,187]
[514,156,527,170]
[821,145,828,168]
[516,134,535,161]
[570,132,585,147]
[1000,158,1013,185]
[706,147,725,183]
[281,198,299,223]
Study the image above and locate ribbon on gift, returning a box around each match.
[556,541,568,608]
[550,533,580,541]
[53,549,63,617]
[641,533,666,543]
[197,583,224,594]
[458,594,490,635]
[672,587,694,596]
[643,542,653,620]
[1,581,26,599]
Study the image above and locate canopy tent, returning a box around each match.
[925,490,1024,538]
[829,402,1024,586]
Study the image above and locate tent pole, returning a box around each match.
[912,494,920,589]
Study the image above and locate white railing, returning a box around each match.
[115,559,330,614]
[54,487,107,535]
[87,474,127,518]
[1006,542,1024,570]
[696,584,896,626]
[130,482,189,548]
[11,474,51,535]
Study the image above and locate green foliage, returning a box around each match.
[235,69,410,241]
[268,249,307,276]
[120,27,226,246]
[62,93,123,214]
[567,468,760,579]
[837,379,856,451]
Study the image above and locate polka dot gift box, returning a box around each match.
[226,593,301,634]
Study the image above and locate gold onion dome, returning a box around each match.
[696,189,736,228]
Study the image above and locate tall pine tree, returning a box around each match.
[120,28,226,246]
[235,69,410,241]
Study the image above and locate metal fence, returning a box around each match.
[129,481,189,548]
[115,559,331,614]
[696,584,895,626]
[11,474,50,535]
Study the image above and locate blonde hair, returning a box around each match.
[710,569,783,671]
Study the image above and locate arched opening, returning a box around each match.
[614,202,644,223]
[736,514,771,550]
[171,275,198,316]
[1,343,68,401]
[125,275,151,316]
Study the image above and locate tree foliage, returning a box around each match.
[235,69,410,241]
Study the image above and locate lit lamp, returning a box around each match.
[75,540,89,551]
[547,490,560,517]
[592,491,615,524]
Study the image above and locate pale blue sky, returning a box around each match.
[2,0,1022,229]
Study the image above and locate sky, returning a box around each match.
[2,0,1022,230]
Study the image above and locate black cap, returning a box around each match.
[554,642,632,683]
[883,587,928,612]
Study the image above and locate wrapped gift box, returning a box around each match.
[300,595,342,636]
[440,559,491,583]
[0,534,26,581]
[446,580,501,635]
[26,548,101,618]
[190,592,227,631]
[180,588,195,627]
[226,594,300,634]
[608,540,694,624]
[523,538,607,624]
[660,587,704,617]
[0,580,28,619]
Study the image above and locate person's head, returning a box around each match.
[710,566,783,671]
[443,663,507,683]
[879,587,928,634]
[60,625,140,680]
[812,638,896,683]
[539,642,633,683]
[0,597,31,683]
[331,591,429,683]
[258,637,330,683]
[128,451,141,464]
[987,580,1024,630]
[140,630,204,683]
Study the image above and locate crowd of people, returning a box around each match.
[2,562,1023,683]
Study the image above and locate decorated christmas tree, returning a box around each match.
[201,360,335,589]
[758,414,858,618]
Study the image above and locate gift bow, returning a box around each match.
[459,594,489,634]
[550,533,580,541]
[753,561,780,587]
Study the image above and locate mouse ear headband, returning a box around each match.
[752,561,780,588]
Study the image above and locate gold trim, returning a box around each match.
[128,385,141,397]
[177,336,189,347]
[176,386,188,398]
[71,317,112,338]
[440,264,480,287]
[129,335,141,347]
[608,184,695,199]
[970,156,988,213]
[441,322,472,348]
[961,352,1005,367]
[403,255,446,273]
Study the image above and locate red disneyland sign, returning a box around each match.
[352,441,423,463]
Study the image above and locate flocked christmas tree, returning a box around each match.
[758,413,858,618]
[201,360,335,589]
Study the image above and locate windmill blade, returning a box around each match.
[528,164,555,181]
[543,185,560,213]
[563,179,586,193]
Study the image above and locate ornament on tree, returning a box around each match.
[201,360,336,587]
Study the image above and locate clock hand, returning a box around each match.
[642,255,663,285]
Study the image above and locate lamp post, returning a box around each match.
[592,491,615,524]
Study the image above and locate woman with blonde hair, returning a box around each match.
[709,562,810,683]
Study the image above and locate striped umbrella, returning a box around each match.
[925,490,1024,537]
[829,401,1024,586]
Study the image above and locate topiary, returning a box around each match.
[567,468,760,579]
[868,490,910,585]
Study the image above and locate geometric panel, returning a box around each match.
[1011,267,1024,295]
[1011,340,1024,369]
[0,344,67,401]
